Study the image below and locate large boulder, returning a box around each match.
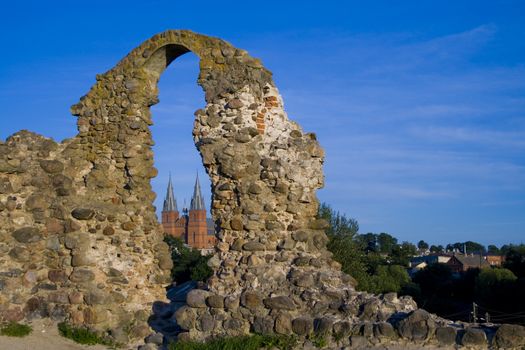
[493,324,525,348]
[396,309,436,342]
[461,328,487,347]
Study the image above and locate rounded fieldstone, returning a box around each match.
[12,227,42,243]
[223,318,244,330]
[84,289,108,305]
[242,241,266,251]
[293,273,315,288]
[47,291,69,304]
[493,324,525,348]
[314,317,335,335]
[226,98,244,109]
[350,335,368,348]
[253,316,274,334]
[174,306,196,330]
[224,296,240,310]
[263,296,296,310]
[241,291,263,310]
[292,317,313,335]
[207,295,224,308]
[71,251,94,267]
[130,324,151,339]
[248,183,262,194]
[461,328,487,347]
[138,345,157,350]
[294,257,311,266]
[39,159,64,174]
[145,332,164,345]
[374,322,396,339]
[292,230,309,242]
[231,238,244,251]
[275,313,293,334]
[396,309,436,342]
[9,246,30,261]
[69,291,84,304]
[198,314,216,332]
[230,217,243,231]
[25,194,48,211]
[333,321,352,338]
[436,326,456,345]
[71,208,95,220]
[110,328,129,345]
[48,269,68,283]
[69,268,95,283]
[186,289,210,308]
[102,226,115,235]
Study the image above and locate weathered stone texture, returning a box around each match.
[0,29,501,347]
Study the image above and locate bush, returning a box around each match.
[365,265,411,294]
[169,334,297,350]
[165,236,213,284]
[57,322,114,346]
[0,322,32,337]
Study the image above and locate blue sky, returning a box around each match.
[0,1,523,247]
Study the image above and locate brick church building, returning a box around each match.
[161,174,216,250]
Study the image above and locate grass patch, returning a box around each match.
[309,333,327,348]
[170,334,297,350]
[57,322,114,347]
[0,322,32,337]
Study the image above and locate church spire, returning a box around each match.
[190,172,206,211]
[163,173,178,212]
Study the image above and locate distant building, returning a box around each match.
[409,254,452,275]
[485,254,506,267]
[446,254,490,273]
[161,174,217,251]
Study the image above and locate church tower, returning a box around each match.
[161,174,185,239]
[186,173,209,249]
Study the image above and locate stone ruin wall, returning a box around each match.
[1,30,524,349]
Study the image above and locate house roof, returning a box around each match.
[453,254,490,268]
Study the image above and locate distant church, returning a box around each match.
[161,174,217,250]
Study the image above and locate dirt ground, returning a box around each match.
[0,319,110,350]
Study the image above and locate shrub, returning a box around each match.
[164,236,213,283]
[0,322,32,337]
[169,334,297,350]
[57,322,114,346]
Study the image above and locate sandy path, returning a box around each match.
[0,319,111,350]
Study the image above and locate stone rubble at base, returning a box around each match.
[0,30,524,349]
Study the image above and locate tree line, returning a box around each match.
[318,203,525,325]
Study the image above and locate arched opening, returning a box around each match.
[150,49,215,252]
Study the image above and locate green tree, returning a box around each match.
[417,240,429,251]
[365,265,411,294]
[429,245,444,253]
[411,263,454,310]
[446,241,486,254]
[475,267,518,302]
[487,244,500,255]
[318,203,359,237]
[319,203,371,290]
[164,236,213,284]
[503,244,525,279]
[390,242,417,266]
[357,233,378,253]
[465,241,486,254]
[377,233,398,255]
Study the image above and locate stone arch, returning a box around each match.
[1,29,340,340]
[1,30,501,348]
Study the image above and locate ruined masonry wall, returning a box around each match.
[1,30,523,349]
